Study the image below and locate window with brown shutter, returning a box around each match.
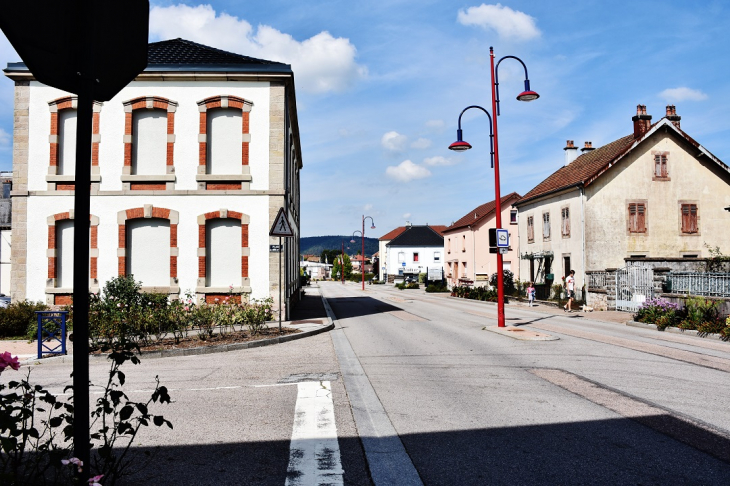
[543,212,550,240]
[628,202,647,233]
[561,207,570,237]
[527,216,534,243]
[653,152,669,180]
[681,204,698,234]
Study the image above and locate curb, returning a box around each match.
[626,320,728,342]
[21,321,335,365]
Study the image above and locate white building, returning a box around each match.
[385,225,444,282]
[5,39,302,315]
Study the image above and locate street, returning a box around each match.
[16,281,730,484]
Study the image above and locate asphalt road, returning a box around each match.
[321,281,730,485]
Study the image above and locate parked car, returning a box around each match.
[0,294,10,308]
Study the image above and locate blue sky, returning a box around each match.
[2,1,729,237]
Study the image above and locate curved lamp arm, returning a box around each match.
[455,105,495,168]
[493,48,538,116]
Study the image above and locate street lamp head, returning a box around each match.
[516,79,539,102]
[350,239,356,244]
[370,224,376,230]
[448,128,472,152]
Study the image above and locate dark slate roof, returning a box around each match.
[386,225,444,247]
[443,192,521,233]
[4,38,292,75]
[380,225,447,241]
[146,38,291,73]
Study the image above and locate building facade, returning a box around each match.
[515,105,730,296]
[385,225,444,282]
[5,39,302,315]
[442,193,521,288]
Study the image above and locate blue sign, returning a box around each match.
[496,229,509,248]
[402,262,406,267]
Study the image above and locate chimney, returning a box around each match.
[405,221,412,229]
[632,104,652,139]
[564,140,579,165]
[665,105,681,129]
[581,141,595,153]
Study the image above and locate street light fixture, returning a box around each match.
[448,46,538,328]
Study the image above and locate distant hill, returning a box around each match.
[300,235,379,257]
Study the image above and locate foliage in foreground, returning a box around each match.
[634,296,729,338]
[450,285,508,303]
[0,301,49,339]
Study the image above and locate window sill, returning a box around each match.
[196,174,253,182]
[46,174,101,182]
[121,174,176,182]
[196,286,252,293]
[652,176,671,182]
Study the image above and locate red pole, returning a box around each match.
[490,46,506,328]
[362,216,366,291]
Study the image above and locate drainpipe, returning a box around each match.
[469,225,476,283]
[580,185,586,298]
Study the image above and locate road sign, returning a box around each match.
[270,208,294,237]
[496,229,509,248]
[0,1,149,101]
[269,245,282,252]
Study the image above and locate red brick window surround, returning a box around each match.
[117,206,180,294]
[46,211,100,305]
[47,96,102,191]
[652,151,670,181]
[196,95,253,191]
[121,96,178,191]
[196,209,251,300]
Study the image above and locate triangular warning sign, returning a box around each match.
[270,208,294,237]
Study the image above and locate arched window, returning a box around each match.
[196,96,253,190]
[196,209,251,302]
[121,97,178,191]
[117,206,179,295]
[46,211,99,305]
[47,97,102,191]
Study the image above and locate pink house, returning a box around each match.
[442,193,521,287]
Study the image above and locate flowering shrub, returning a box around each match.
[635,298,682,330]
[680,296,722,333]
[451,285,506,303]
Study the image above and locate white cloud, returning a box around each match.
[403,213,411,219]
[423,156,455,166]
[0,128,10,147]
[149,4,367,93]
[410,137,432,149]
[381,131,408,151]
[658,87,708,102]
[386,160,431,182]
[426,119,445,129]
[364,204,373,211]
[457,4,541,41]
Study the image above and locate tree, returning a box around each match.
[320,249,341,264]
[490,269,516,295]
[332,254,352,280]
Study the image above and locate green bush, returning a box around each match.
[425,283,449,293]
[418,273,427,284]
[489,270,516,295]
[451,285,507,303]
[0,300,48,338]
[680,296,721,332]
[635,298,682,329]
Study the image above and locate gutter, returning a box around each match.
[515,182,583,208]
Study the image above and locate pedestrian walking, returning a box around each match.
[564,270,576,312]
[526,282,535,307]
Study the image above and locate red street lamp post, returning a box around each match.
[351,214,375,290]
[448,46,538,328]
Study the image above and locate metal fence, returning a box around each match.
[668,272,730,297]
[586,271,607,290]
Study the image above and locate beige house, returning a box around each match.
[515,104,730,296]
[442,193,521,287]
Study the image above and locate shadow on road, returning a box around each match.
[327,296,401,320]
[120,414,729,485]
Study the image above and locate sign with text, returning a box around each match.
[428,267,443,281]
[270,244,282,252]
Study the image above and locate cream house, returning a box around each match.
[515,105,730,296]
[442,193,521,288]
[5,39,302,317]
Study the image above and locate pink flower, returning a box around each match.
[62,457,83,472]
[88,474,104,485]
[184,306,189,312]
[117,303,122,308]
[0,352,20,373]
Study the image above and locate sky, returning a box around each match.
[1,1,729,237]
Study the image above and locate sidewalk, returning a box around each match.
[1,293,330,363]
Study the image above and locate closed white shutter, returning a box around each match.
[132,110,167,175]
[206,219,241,287]
[58,110,77,175]
[127,219,170,286]
[207,109,242,174]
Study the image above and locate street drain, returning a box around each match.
[278,372,339,384]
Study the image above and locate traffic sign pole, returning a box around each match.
[279,236,282,334]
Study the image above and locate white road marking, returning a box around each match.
[285,381,344,486]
